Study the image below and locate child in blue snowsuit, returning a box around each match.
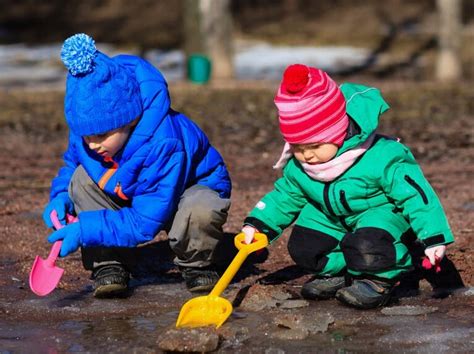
[43,34,231,298]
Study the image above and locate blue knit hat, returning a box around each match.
[61,33,142,136]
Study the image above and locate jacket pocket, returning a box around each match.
[404,175,428,205]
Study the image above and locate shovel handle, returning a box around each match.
[46,241,63,266]
[209,233,268,297]
[234,232,268,254]
[50,210,78,230]
[47,210,78,264]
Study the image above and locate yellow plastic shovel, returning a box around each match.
[176,232,268,329]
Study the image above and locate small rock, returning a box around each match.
[239,284,291,311]
[271,328,309,340]
[265,348,286,354]
[218,325,250,349]
[463,287,474,296]
[230,311,248,319]
[306,313,335,334]
[241,297,278,312]
[273,312,334,334]
[271,289,292,301]
[62,306,81,312]
[278,299,309,309]
[381,305,438,316]
[274,313,304,330]
[462,202,474,211]
[218,325,250,341]
[157,327,219,352]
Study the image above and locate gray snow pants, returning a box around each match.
[68,166,231,271]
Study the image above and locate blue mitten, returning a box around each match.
[43,192,75,228]
[47,222,82,257]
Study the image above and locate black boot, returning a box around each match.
[180,266,220,293]
[301,276,347,300]
[92,264,130,298]
[335,279,394,309]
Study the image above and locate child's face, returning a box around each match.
[290,142,339,165]
[83,120,137,158]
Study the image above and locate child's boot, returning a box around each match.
[180,266,220,293]
[92,264,130,298]
[335,278,394,309]
[301,276,347,300]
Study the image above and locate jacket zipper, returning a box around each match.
[98,156,118,190]
[339,190,353,213]
[323,184,336,216]
[114,182,129,201]
[324,184,350,231]
[404,175,428,205]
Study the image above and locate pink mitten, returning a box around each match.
[422,256,441,273]
[423,245,446,273]
[242,225,258,244]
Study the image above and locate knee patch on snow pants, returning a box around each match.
[287,225,339,272]
[341,227,396,272]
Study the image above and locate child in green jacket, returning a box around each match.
[242,64,453,309]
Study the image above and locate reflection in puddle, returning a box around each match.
[1,315,167,353]
[1,288,474,352]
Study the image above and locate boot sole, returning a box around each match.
[301,279,346,300]
[301,287,339,300]
[94,284,128,298]
[187,283,216,293]
[335,289,391,309]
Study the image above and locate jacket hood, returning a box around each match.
[112,55,171,160]
[337,83,390,155]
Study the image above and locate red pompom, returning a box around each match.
[282,64,310,94]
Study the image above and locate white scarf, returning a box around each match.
[273,133,376,182]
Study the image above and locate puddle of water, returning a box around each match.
[0,314,174,353]
[376,315,474,352]
[2,279,474,353]
[2,302,474,353]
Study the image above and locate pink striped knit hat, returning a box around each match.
[274,64,348,146]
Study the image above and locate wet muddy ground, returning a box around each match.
[0,81,473,352]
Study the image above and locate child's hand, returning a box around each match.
[43,193,75,228]
[242,225,258,244]
[47,222,82,257]
[424,245,446,266]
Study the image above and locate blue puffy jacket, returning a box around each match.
[50,55,231,247]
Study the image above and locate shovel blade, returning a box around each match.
[176,295,232,329]
[29,255,64,296]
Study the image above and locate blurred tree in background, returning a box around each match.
[0,0,472,80]
[3,0,471,47]
[184,0,233,80]
[436,0,462,81]
[0,1,183,50]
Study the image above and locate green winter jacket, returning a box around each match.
[245,83,454,248]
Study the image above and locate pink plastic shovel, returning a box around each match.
[29,210,77,296]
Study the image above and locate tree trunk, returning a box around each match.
[184,0,234,81]
[183,0,204,57]
[283,0,299,19]
[436,0,462,81]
